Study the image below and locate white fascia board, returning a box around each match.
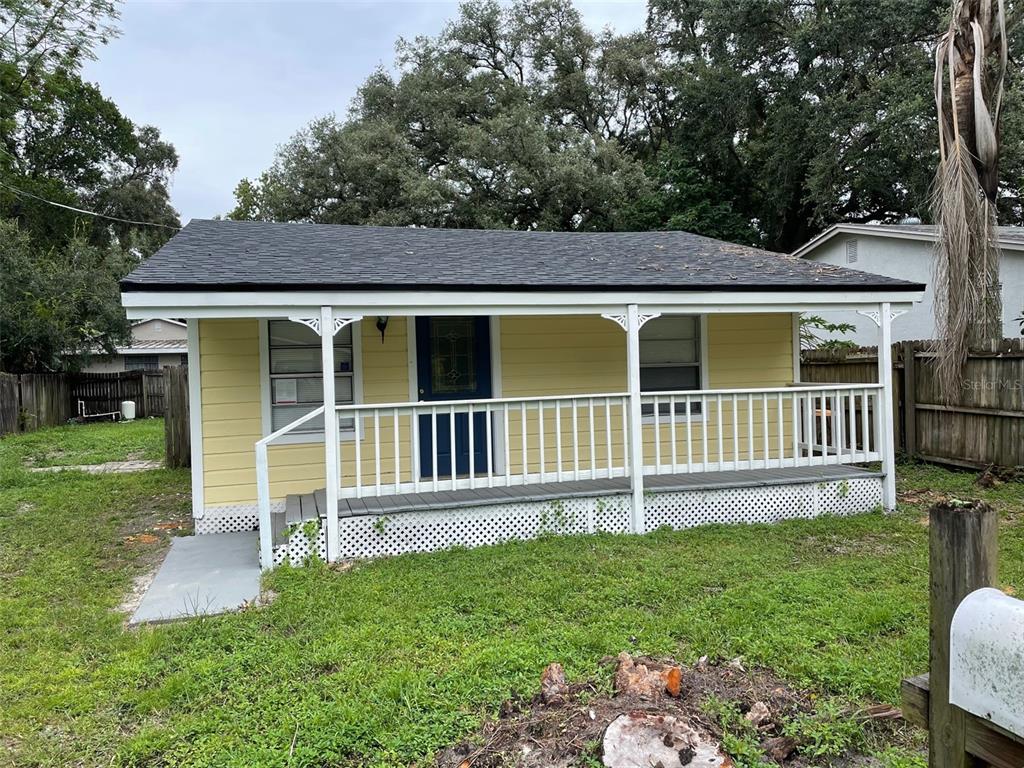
[122,288,924,319]
[793,224,937,258]
[794,224,1024,259]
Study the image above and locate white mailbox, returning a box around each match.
[950,587,1024,737]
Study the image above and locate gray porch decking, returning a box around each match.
[273,464,881,538]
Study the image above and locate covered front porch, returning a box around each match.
[238,299,901,569]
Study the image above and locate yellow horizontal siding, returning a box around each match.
[501,315,626,397]
[200,317,412,506]
[200,313,797,507]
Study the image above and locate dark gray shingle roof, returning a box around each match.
[122,219,925,293]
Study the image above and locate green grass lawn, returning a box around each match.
[9,417,165,467]
[1,422,1022,767]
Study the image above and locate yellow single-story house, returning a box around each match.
[121,220,923,568]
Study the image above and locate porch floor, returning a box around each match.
[285,465,880,525]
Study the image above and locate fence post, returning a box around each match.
[929,500,998,768]
[163,366,191,468]
[902,341,917,459]
[140,371,150,418]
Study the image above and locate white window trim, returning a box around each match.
[259,318,364,445]
[641,314,710,424]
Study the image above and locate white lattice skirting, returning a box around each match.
[194,502,279,535]
[270,476,882,564]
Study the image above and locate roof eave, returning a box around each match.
[120,280,926,294]
[121,284,927,322]
[794,224,1024,258]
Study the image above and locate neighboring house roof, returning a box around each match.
[793,223,1024,259]
[115,339,188,354]
[121,219,924,294]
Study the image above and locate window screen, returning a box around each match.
[639,316,702,415]
[268,320,354,433]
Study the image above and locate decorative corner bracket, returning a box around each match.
[600,312,662,331]
[288,315,363,337]
[856,309,908,328]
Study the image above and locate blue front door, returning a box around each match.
[416,317,492,478]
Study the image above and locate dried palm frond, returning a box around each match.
[931,0,1015,400]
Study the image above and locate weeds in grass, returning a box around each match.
[702,695,774,768]
[1,422,1020,765]
[783,698,864,758]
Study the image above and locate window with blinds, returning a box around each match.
[640,316,702,416]
[268,320,354,433]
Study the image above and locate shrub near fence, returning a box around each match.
[802,338,1024,469]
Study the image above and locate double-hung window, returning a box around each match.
[639,316,702,417]
[125,354,159,372]
[267,320,354,433]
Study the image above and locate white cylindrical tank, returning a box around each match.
[950,587,1024,737]
[121,400,136,421]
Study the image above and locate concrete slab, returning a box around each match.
[130,531,260,624]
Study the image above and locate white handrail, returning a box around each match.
[333,391,631,412]
[642,383,882,397]
[255,405,326,569]
[256,405,326,448]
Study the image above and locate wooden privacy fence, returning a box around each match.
[163,366,190,468]
[0,372,73,435]
[802,339,1024,469]
[0,369,175,437]
[71,370,166,420]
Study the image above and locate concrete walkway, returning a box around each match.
[131,531,261,624]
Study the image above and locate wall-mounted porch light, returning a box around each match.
[375,316,389,343]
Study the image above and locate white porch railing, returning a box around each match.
[255,405,326,568]
[336,392,632,498]
[640,384,883,475]
[254,383,883,567]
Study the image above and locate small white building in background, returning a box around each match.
[83,318,188,373]
[794,223,1024,345]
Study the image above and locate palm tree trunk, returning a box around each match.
[932,0,1012,396]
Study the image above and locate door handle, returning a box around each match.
[419,388,425,395]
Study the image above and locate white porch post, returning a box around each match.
[626,304,645,533]
[877,302,897,511]
[321,306,341,561]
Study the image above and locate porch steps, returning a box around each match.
[271,489,327,544]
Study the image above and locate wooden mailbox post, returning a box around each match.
[901,500,1024,768]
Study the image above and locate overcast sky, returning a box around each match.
[82,1,647,224]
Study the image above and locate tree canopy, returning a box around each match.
[232,0,1024,252]
[0,0,181,372]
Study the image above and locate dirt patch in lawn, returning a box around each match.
[113,491,192,618]
[435,656,910,768]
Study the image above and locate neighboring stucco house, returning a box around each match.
[794,223,1024,345]
[83,318,189,373]
[120,220,923,569]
